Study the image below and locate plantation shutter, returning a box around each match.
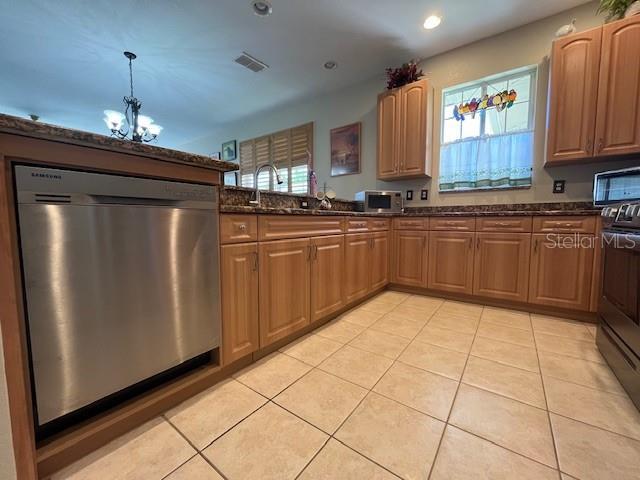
[237,122,313,194]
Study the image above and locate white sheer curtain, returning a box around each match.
[439,131,533,191]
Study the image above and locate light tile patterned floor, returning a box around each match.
[53,293,640,480]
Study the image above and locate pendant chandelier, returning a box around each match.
[103,51,162,142]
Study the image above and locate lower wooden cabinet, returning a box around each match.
[221,243,259,364]
[528,234,595,311]
[310,235,345,322]
[427,232,475,294]
[393,230,428,287]
[258,238,311,347]
[344,233,371,303]
[473,233,531,302]
[370,232,390,291]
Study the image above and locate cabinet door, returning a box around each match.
[377,89,400,179]
[370,231,390,291]
[393,230,428,287]
[259,238,311,347]
[399,79,428,176]
[529,234,595,311]
[473,233,531,302]
[221,244,259,364]
[427,232,475,294]
[310,235,345,322]
[595,16,640,157]
[344,233,370,303]
[546,28,602,163]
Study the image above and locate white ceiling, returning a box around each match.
[0,0,591,149]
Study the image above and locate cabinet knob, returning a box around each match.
[237,223,247,232]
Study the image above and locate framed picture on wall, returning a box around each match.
[221,140,237,161]
[330,122,361,177]
[210,152,221,160]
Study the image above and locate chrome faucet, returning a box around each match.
[250,164,283,206]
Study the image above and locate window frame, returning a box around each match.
[441,66,537,146]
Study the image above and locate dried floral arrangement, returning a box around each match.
[597,0,635,20]
[385,60,424,90]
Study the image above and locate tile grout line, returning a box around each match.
[426,304,484,480]
[294,294,444,479]
[163,416,230,480]
[530,313,563,476]
[158,452,200,480]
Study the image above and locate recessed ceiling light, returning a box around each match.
[252,0,273,16]
[324,61,338,70]
[423,15,442,29]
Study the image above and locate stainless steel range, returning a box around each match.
[594,166,640,409]
[15,165,220,434]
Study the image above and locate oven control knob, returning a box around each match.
[601,207,610,217]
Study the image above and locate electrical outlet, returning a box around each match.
[553,180,566,194]
[406,190,413,201]
[420,189,428,200]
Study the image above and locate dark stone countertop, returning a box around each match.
[220,204,601,217]
[0,113,239,172]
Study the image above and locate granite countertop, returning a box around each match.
[0,114,239,172]
[220,204,601,217]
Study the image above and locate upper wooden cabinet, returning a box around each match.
[377,79,432,179]
[547,16,640,164]
[427,232,475,294]
[547,27,602,162]
[258,238,311,347]
[595,16,640,157]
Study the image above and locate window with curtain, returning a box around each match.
[239,122,313,194]
[439,66,536,192]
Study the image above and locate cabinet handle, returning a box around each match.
[314,244,318,260]
[597,138,604,153]
[534,238,539,254]
[252,252,259,271]
[586,137,592,153]
[476,237,480,250]
[307,245,312,261]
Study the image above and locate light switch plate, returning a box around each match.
[406,190,413,201]
[553,180,566,194]
[421,189,428,200]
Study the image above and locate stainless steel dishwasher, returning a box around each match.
[15,165,220,431]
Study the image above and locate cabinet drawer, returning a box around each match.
[532,216,597,234]
[476,216,532,233]
[346,218,370,232]
[259,215,345,240]
[393,217,428,230]
[220,214,258,244]
[369,218,391,231]
[430,217,476,231]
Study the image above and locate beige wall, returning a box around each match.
[181,1,638,206]
[0,324,17,480]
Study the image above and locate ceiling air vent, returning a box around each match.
[234,52,269,73]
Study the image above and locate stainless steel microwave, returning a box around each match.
[594,166,640,206]
[354,190,403,213]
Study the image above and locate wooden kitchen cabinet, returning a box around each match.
[377,88,401,178]
[473,233,531,302]
[393,230,428,287]
[344,233,371,303]
[221,243,259,364]
[370,231,390,291]
[547,27,602,162]
[547,15,640,163]
[528,233,595,311]
[377,79,432,179]
[595,15,640,157]
[427,232,475,294]
[310,235,345,322]
[258,238,311,347]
